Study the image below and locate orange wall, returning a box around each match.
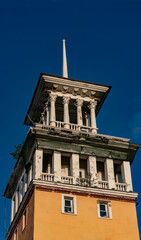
[9,192,34,240]
[34,189,140,240]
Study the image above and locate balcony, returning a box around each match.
[115,182,126,191]
[98,180,108,189]
[61,176,73,184]
[41,173,54,182]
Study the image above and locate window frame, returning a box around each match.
[97,200,112,219]
[14,226,18,240]
[22,207,27,231]
[61,194,77,215]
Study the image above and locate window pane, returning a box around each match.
[100,204,105,211]
[65,200,71,207]
[65,207,72,212]
[100,211,107,217]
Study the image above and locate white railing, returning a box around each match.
[61,176,73,184]
[54,121,94,132]
[98,180,108,189]
[55,121,64,128]
[116,183,126,191]
[69,123,78,130]
[41,173,54,182]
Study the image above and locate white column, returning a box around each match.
[27,165,32,186]
[105,158,115,189]
[15,191,18,213]
[11,198,14,222]
[33,149,43,180]
[19,181,22,203]
[52,151,61,182]
[63,96,70,129]
[87,156,97,186]
[23,173,27,193]
[49,93,57,127]
[76,99,83,127]
[89,100,97,134]
[45,101,50,125]
[121,161,133,191]
[70,153,79,184]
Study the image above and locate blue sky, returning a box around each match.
[0,0,141,238]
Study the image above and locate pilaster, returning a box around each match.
[105,158,115,189]
[70,153,79,184]
[87,156,97,186]
[33,149,43,180]
[121,161,133,192]
[52,151,61,182]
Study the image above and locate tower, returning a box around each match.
[4,41,140,240]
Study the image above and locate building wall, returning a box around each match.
[9,192,34,240]
[34,188,139,240]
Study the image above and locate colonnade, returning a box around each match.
[41,93,98,134]
[33,150,133,192]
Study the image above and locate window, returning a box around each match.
[97,161,105,181]
[14,227,18,240]
[62,195,77,215]
[43,153,52,173]
[22,207,27,231]
[97,200,112,219]
[114,164,123,183]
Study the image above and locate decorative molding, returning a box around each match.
[76,99,83,107]
[62,86,69,93]
[63,96,70,104]
[52,84,59,92]
[49,93,57,102]
[81,89,88,97]
[73,88,79,96]
[89,100,97,109]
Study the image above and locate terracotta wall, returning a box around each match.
[34,189,140,240]
[9,192,34,240]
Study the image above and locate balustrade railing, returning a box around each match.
[41,173,54,182]
[54,121,95,133]
[115,183,126,191]
[61,176,73,184]
[98,180,108,189]
[40,173,127,192]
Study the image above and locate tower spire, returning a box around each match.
[62,39,68,78]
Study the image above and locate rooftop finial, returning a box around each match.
[62,39,68,78]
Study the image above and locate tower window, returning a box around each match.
[22,207,27,231]
[61,194,77,215]
[14,227,18,240]
[97,200,112,219]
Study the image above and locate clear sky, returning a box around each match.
[0,0,141,238]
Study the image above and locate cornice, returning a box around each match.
[33,180,138,201]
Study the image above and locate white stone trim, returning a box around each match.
[61,194,77,215]
[33,179,138,199]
